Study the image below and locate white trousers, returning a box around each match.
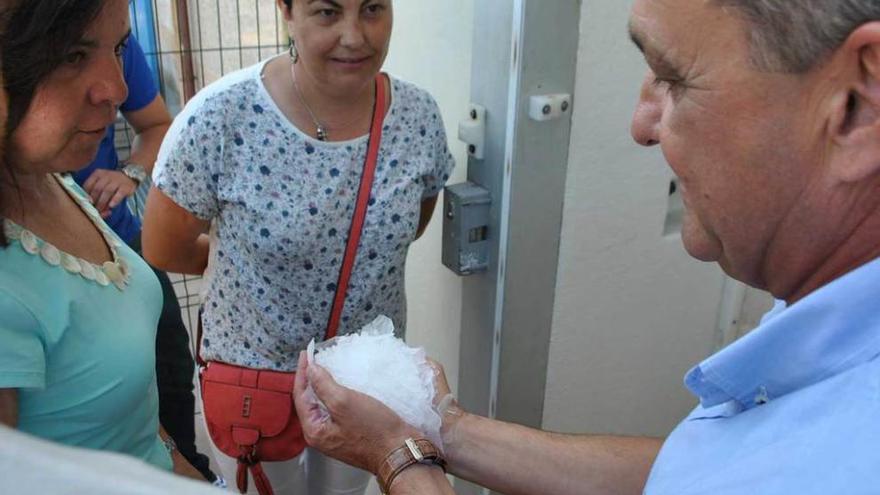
[197,385,371,495]
[209,442,371,495]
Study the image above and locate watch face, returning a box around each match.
[123,163,147,183]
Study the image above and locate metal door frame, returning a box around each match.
[457,1,581,493]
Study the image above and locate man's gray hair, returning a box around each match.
[714,0,880,73]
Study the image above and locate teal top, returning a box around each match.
[0,174,172,471]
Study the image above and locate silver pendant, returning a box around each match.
[316,126,328,141]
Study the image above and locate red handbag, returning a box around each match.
[197,73,388,495]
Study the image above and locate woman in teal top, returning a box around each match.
[0,175,170,469]
[0,0,199,478]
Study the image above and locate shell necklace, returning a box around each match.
[2,174,131,290]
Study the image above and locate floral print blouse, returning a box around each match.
[153,57,455,370]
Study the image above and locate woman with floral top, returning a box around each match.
[142,0,454,493]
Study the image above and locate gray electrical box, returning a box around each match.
[442,182,491,275]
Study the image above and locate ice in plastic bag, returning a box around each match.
[307,315,442,448]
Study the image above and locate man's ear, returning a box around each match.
[829,22,880,184]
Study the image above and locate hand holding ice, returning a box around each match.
[308,316,442,447]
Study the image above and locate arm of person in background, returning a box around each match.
[141,187,211,276]
[293,354,662,495]
[159,424,205,481]
[82,95,172,218]
[122,94,173,177]
[0,389,18,427]
[415,196,438,240]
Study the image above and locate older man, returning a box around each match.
[292,1,880,494]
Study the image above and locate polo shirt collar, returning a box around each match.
[685,257,880,412]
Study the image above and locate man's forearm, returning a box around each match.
[446,413,662,495]
[123,95,172,175]
[388,465,456,495]
[128,124,170,175]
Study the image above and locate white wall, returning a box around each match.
[544,0,729,436]
[384,0,473,410]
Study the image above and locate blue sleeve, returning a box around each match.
[0,290,47,389]
[120,35,159,113]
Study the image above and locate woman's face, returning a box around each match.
[7,0,130,174]
[282,0,393,96]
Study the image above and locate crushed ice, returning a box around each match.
[308,315,442,448]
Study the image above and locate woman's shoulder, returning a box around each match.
[388,75,442,111]
[0,264,50,331]
[161,60,271,152]
[178,61,266,117]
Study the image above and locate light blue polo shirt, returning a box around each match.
[645,257,880,494]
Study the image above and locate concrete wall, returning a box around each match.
[543,0,729,436]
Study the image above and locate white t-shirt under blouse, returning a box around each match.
[153,57,455,370]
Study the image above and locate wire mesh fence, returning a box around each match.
[118,0,290,337]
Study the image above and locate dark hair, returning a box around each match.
[283,0,292,8]
[3,0,104,136]
[0,0,104,246]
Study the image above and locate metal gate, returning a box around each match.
[120,0,289,335]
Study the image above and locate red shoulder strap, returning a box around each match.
[325,73,388,340]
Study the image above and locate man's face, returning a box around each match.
[629,0,827,288]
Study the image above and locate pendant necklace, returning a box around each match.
[290,65,375,142]
[292,71,329,141]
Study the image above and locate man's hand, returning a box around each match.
[425,359,464,451]
[427,358,452,402]
[82,169,138,218]
[292,351,419,474]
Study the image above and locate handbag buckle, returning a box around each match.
[239,445,258,465]
[242,395,253,418]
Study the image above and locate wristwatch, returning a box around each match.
[161,435,178,456]
[377,438,446,494]
[121,162,148,185]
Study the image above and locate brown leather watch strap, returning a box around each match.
[377,438,446,494]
